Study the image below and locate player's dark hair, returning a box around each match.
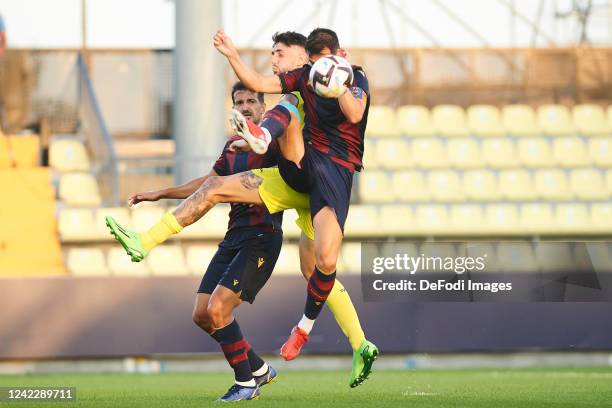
[272,31,307,48]
[231,81,264,105]
[305,28,340,55]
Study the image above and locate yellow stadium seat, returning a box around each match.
[392,170,430,202]
[344,205,381,237]
[147,245,189,276]
[419,242,457,265]
[380,205,414,235]
[588,138,612,167]
[363,139,379,169]
[340,243,362,274]
[499,170,536,201]
[131,205,165,230]
[0,136,10,168]
[375,139,412,169]
[432,105,470,137]
[412,138,447,168]
[186,245,219,275]
[95,207,132,239]
[502,105,539,136]
[537,105,574,136]
[274,244,300,275]
[415,205,449,233]
[67,248,109,277]
[108,248,150,276]
[49,138,91,172]
[463,170,500,201]
[552,137,589,167]
[607,169,612,194]
[608,106,612,130]
[180,204,231,239]
[428,170,463,202]
[9,135,40,167]
[573,104,610,136]
[555,204,590,233]
[58,208,98,242]
[591,203,612,231]
[497,243,538,273]
[518,138,555,167]
[467,105,505,137]
[366,106,400,137]
[397,105,435,136]
[534,169,571,200]
[570,169,608,200]
[58,173,102,206]
[358,171,394,203]
[449,204,485,234]
[482,138,519,168]
[447,138,484,168]
[485,204,520,234]
[520,203,554,234]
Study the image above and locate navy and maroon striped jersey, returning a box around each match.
[213,136,283,232]
[278,62,370,171]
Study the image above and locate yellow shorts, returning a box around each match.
[253,167,314,241]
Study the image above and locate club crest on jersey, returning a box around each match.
[233,279,239,286]
[258,257,265,268]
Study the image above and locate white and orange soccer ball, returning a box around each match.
[308,55,354,98]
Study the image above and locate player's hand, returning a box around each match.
[229,139,251,152]
[338,48,351,60]
[127,191,162,207]
[213,29,238,58]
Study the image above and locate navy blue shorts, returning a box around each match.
[197,227,282,303]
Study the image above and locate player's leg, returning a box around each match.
[105,171,264,262]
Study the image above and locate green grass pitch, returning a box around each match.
[1,368,611,407]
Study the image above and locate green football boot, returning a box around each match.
[349,339,379,388]
[105,216,148,262]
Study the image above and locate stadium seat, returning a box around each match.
[397,105,435,136]
[181,205,230,239]
[131,205,166,231]
[447,138,484,168]
[419,242,458,270]
[9,135,40,167]
[58,173,102,206]
[520,203,554,234]
[392,170,430,202]
[58,208,98,242]
[501,105,539,137]
[344,205,381,237]
[49,138,91,172]
[380,205,414,235]
[375,139,412,169]
[432,105,470,137]
[555,204,590,233]
[467,105,505,137]
[570,169,607,200]
[497,242,538,273]
[108,248,150,276]
[537,105,574,136]
[427,170,463,202]
[485,204,520,234]
[463,170,500,201]
[67,248,109,277]
[411,138,447,168]
[358,171,394,203]
[274,244,300,275]
[588,138,612,167]
[147,246,189,276]
[340,243,362,274]
[552,137,589,167]
[415,204,449,233]
[366,105,400,137]
[499,170,536,201]
[608,169,612,194]
[573,104,610,136]
[186,244,220,275]
[534,242,574,274]
[95,207,132,239]
[363,139,379,169]
[517,138,555,167]
[608,106,612,130]
[0,136,10,168]
[534,169,571,200]
[482,138,519,168]
[450,204,485,234]
[591,203,612,232]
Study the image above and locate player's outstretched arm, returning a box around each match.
[338,88,367,124]
[213,29,282,94]
[127,170,218,206]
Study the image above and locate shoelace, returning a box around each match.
[222,384,241,398]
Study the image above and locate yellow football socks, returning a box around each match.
[140,211,183,252]
[326,279,366,351]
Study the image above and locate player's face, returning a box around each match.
[271,42,308,75]
[232,90,265,124]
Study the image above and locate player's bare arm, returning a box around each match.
[127,170,218,206]
[338,87,367,124]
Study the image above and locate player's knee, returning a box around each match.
[206,301,228,328]
[316,252,337,274]
[192,308,212,331]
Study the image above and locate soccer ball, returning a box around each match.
[308,55,354,98]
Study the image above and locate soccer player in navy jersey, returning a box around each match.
[126,83,279,402]
[213,27,373,365]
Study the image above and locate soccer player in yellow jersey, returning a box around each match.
[106,31,377,388]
